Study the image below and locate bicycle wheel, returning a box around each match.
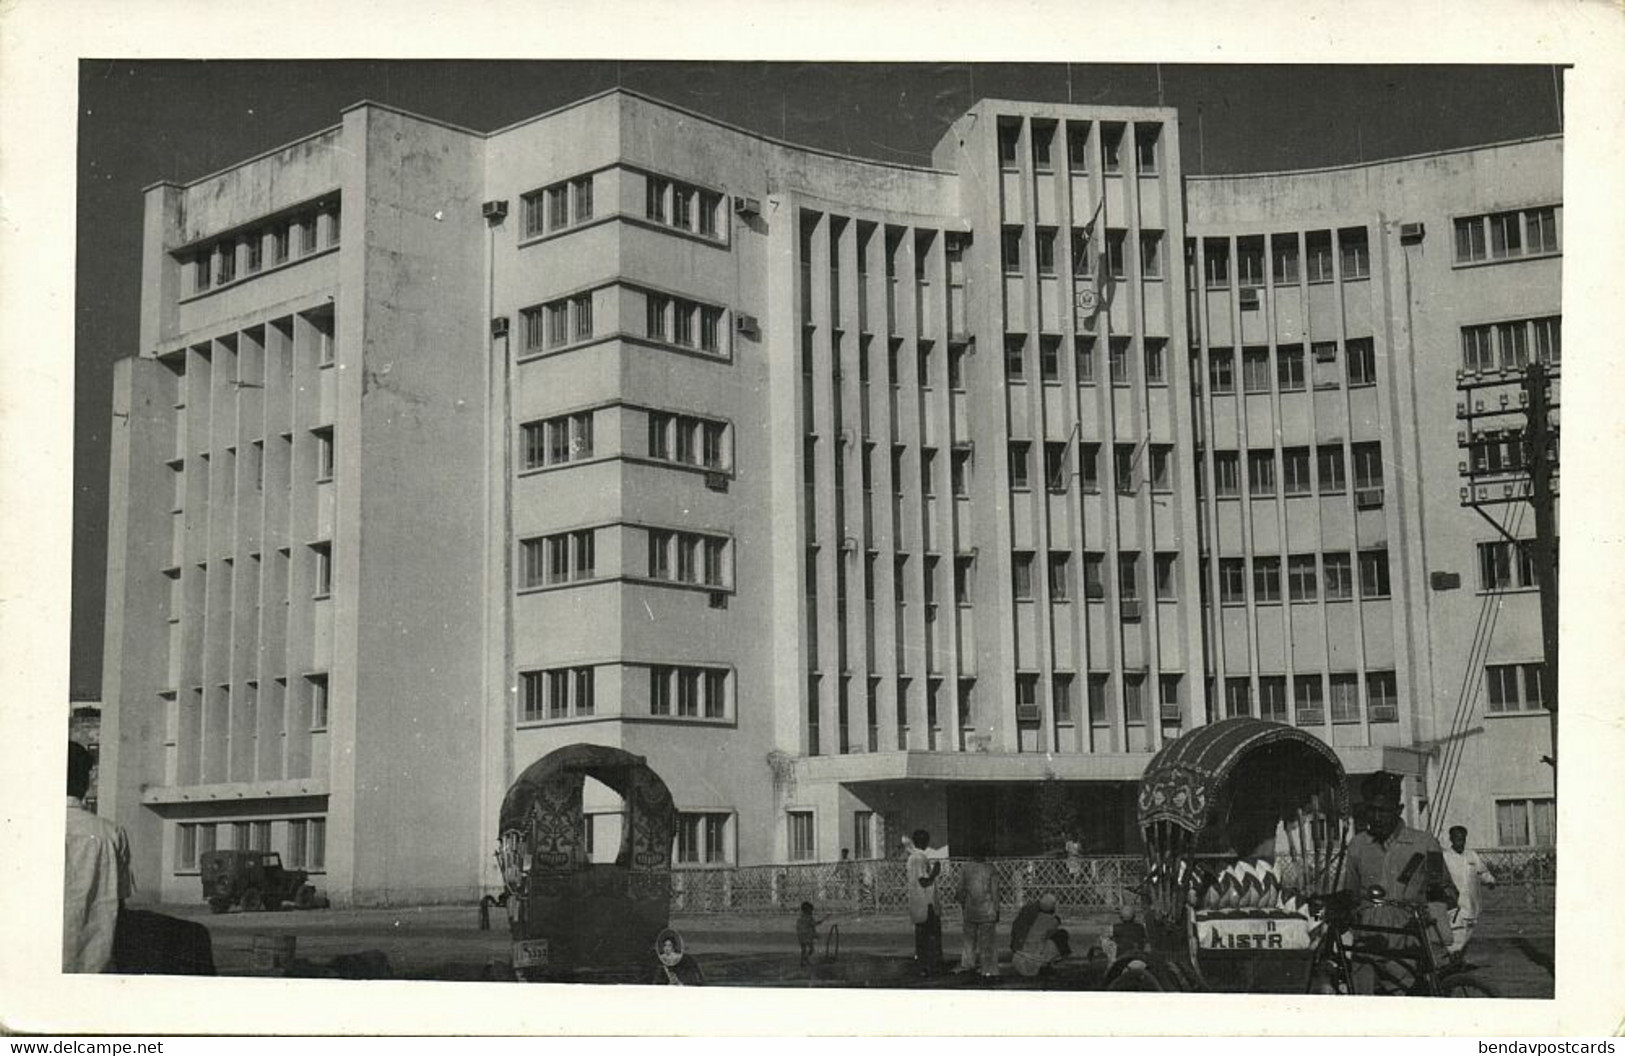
[1441,973,1499,998]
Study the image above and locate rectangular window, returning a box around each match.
[998,120,1020,167]
[1288,554,1318,602]
[1144,339,1167,385]
[1149,445,1172,492]
[1353,442,1384,491]
[646,294,669,341]
[703,537,726,587]
[1489,211,1522,259]
[273,223,290,265]
[1109,339,1130,384]
[647,529,671,579]
[1123,675,1145,725]
[1242,347,1272,393]
[245,237,263,274]
[1294,675,1325,726]
[1258,677,1288,722]
[648,412,671,460]
[1237,239,1265,287]
[1052,675,1074,725]
[1225,678,1252,719]
[1036,227,1057,276]
[1140,233,1163,278]
[1012,552,1034,601]
[1316,445,1346,495]
[1071,228,1093,277]
[572,412,594,460]
[1213,451,1240,498]
[1306,231,1334,283]
[677,535,699,583]
[700,306,723,352]
[1067,122,1089,173]
[1277,345,1305,391]
[1496,798,1556,848]
[650,666,672,715]
[788,811,816,861]
[1329,673,1360,724]
[1367,671,1398,722]
[1247,450,1276,497]
[1047,552,1070,601]
[1526,206,1558,254]
[314,429,334,482]
[1106,231,1127,280]
[308,674,329,731]
[1347,338,1377,386]
[1117,553,1140,601]
[1103,124,1124,172]
[573,294,593,340]
[573,176,594,222]
[1209,349,1235,394]
[703,668,728,719]
[1455,216,1487,263]
[1219,558,1246,605]
[1497,321,1529,369]
[1115,444,1137,494]
[1004,335,1026,381]
[548,185,569,230]
[1083,552,1106,600]
[1532,316,1560,363]
[1253,557,1281,603]
[1154,552,1177,601]
[1040,337,1061,382]
[701,420,726,470]
[1323,553,1353,601]
[1001,227,1022,273]
[646,177,668,223]
[1477,540,1537,591]
[547,301,570,346]
[546,669,570,720]
[312,543,332,597]
[1075,336,1095,383]
[1078,442,1100,493]
[300,215,319,254]
[672,301,695,347]
[1044,442,1067,493]
[575,667,595,716]
[1008,441,1031,490]
[1282,448,1312,495]
[1204,242,1230,288]
[216,243,236,285]
[1271,234,1299,284]
[1462,325,1495,372]
[1339,227,1370,279]
[698,192,721,238]
[1487,662,1546,713]
[1358,549,1390,598]
[676,419,698,464]
[1159,675,1181,723]
[1135,125,1159,172]
[677,669,701,718]
[1087,675,1109,725]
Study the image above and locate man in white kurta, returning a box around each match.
[1442,825,1497,956]
[64,742,133,973]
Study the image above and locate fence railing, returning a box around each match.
[665,850,1556,917]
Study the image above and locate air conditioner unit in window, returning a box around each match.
[1355,487,1385,510]
[1015,703,1042,724]
[1297,710,1324,726]
[1314,346,1338,363]
[1238,288,1261,310]
[482,199,509,221]
[733,195,761,216]
[1119,599,1142,622]
[705,471,730,492]
[1160,704,1183,723]
[734,312,760,338]
[491,315,511,339]
[1399,222,1425,245]
[1368,705,1399,723]
[840,537,860,554]
[708,592,729,610]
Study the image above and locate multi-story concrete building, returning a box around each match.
[101,89,1558,905]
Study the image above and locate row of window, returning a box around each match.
[1454,206,1559,264]
[1004,334,1170,386]
[517,408,731,472]
[211,427,334,495]
[648,411,727,468]
[1221,671,1399,725]
[1477,539,1547,592]
[1211,549,1390,603]
[1008,550,1180,603]
[645,175,724,239]
[1460,316,1561,372]
[175,817,326,872]
[1008,440,1175,494]
[521,413,594,469]
[1206,340,1378,393]
[650,665,729,719]
[1196,229,1368,287]
[520,530,596,588]
[645,294,725,352]
[189,203,339,294]
[996,119,1161,175]
[522,294,594,352]
[648,530,728,586]
[1486,661,1547,713]
[1001,226,1164,281]
[1202,445,1384,499]
[518,667,596,722]
[521,176,594,238]
[518,528,733,590]
[1025,671,1183,726]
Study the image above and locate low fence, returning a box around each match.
[668,850,1556,917]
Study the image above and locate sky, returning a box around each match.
[70,60,1565,697]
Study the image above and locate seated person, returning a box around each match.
[650,928,704,985]
[1010,894,1070,977]
[1111,904,1147,954]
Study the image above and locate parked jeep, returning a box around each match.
[200,849,319,913]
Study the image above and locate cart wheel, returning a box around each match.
[1442,973,1499,998]
[208,898,232,915]
[295,886,316,910]
[242,889,265,913]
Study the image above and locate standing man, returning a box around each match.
[955,852,1001,979]
[1443,825,1497,958]
[64,741,132,973]
[905,828,943,976]
[1343,775,1457,969]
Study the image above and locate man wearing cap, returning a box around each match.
[1343,774,1457,973]
[1442,825,1497,957]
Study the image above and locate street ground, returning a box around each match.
[145,900,1554,997]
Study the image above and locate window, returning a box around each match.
[1282,448,1312,495]
[1316,445,1346,495]
[1489,211,1522,259]
[1048,552,1070,601]
[1071,228,1093,277]
[1532,316,1561,363]
[288,818,325,871]
[312,543,332,597]
[648,411,671,460]
[300,215,319,254]
[1367,671,1398,722]
[1329,673,1360,724]
[575,667,596,716]
[1066,122,1089,173]
[1135,125,1159,172]
[1246,450,1276,498]
[1358,549,1390,598]
[1225,678,1252,719]
[1044,442,1068,492]
[1144,339,1166,384]
[1108,339,1130,384]
[1087,675,1109,725]
[1149,445,1172,492]
[677,535,699,583]
[1154,552,1177,600]
[1012,552,1034,601]
[677,668,701,717]
[1347,338,1376,385]
[647,529,671,579]
[1159,675,1182,723]
[314,429,334,482]
[1005,335,1026,381]
[573,294,593,340]
[676,813,732,865]
[1140,233,1162,278]
[646,294,669,341]
[998,120,1020,168]
[573,530,596,580]
[921,449,937,497]
[548,185,569,230]
[1123,675,1145,725]
[1353,443,1384,491]
[1204,241,1230,288]
[1258,677,1288,722]
[1213,451,1240,498]
[1083,553,1106,600]
[1040,337,1061,382]
[1497,321,1528,368]
[1001,227,1022,273]
[703,537,726,587]
[245,237,263,274]
[1306,231,1334,283]
[1277,345,1305,391]
[273,223,290,265]
[216,244,236,285]
[788,811,816,861]
[519,671,547,722]
[1078,442,1100,493]
[646,176,668,223]
[1323,553,1353,601]
[649,666,673,715]
[1219,558,1246,605]
[1242,347,1271,393]
[1461,325,1495,372]
[1496,797,1556,848]
[951,449,972,497]
[955,556,975,605]
[701,420,727,470]
[1118,545,1144,597]
[1075,337,1095,383]
[1294,675,1325,725]
[1052,676,1074,725]
[1209,349,1235,394]
[573,176,594,222]
[1455,216,1487,263]
[1008,441,1031,490]
[1288,554,1318,601]
[1339,227,1370,279]
[672,300,695,347]
[1237,239,1265,287]
[1526,207,1558,254]
[700,306,723,352]
[1103,124,1124,171]
[1477,540,1537,591]
[1271,234,1299,284]
[1036,228,1057,275]
[704,669,727,718]
[1456,206,1561,264]
[1114,444,1137,494]
[1253,557,1281,603]
[1098,229,1125,280]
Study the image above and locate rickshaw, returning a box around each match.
[1105,718,1495,996]
[496,744,678,982]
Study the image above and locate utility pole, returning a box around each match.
[1455,359,1560,786]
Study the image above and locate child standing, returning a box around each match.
[796,901,829,966]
